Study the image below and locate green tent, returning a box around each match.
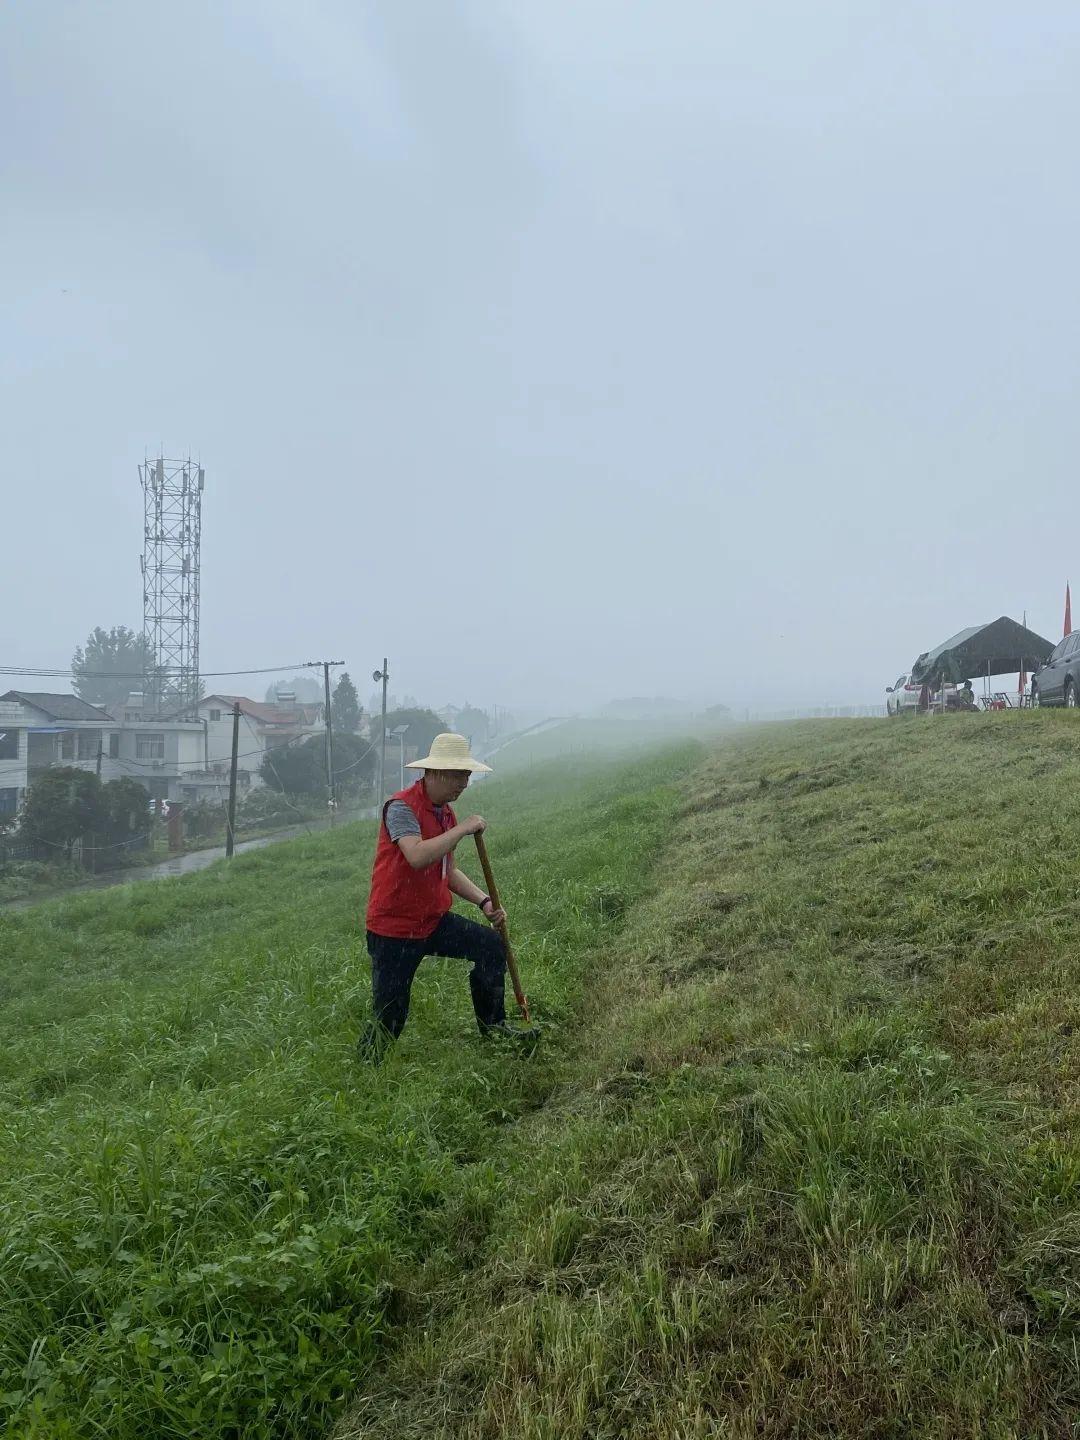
[910,616,1053,685]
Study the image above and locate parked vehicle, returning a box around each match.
[886,674,923,716]
[1031,634,1080,707]
[886,675,958,714]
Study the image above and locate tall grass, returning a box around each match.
[342,713,1080,1439]
[0,745,699,1438]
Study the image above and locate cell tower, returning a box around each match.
[140,456,204,718]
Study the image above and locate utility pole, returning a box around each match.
[225,700,240,858]
[372,658,389,808]
[323,662,334,822]
[305,660,345,822]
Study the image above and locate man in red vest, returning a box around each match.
[361,732,511,1054]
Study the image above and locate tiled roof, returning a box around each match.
[204,695,321,727]
[0,691,109,722]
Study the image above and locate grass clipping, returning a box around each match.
[341,714,1080,1440]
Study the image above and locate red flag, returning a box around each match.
[1066,583,1073,638]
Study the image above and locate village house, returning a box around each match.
[192,693,324,786]
[0,691,233,815]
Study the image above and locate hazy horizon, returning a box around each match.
[4,2,1078,713]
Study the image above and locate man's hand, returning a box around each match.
[480,898,507,926]
[400,814,488,871]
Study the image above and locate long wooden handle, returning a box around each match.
[474,832,530,1022]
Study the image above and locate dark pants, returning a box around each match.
[362,911,507,1049]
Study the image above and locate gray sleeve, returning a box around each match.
[385,800,421,843]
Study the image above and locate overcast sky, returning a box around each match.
[3,1,1079,712]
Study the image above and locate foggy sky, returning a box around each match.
[4,1,1079,712]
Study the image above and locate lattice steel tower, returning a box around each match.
[140,456,204,718]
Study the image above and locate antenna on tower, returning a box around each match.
[140,454,204,719]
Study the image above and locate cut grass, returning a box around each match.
[0,745,699,1439]
[339,712,1080,1439]
[10,712,1080,1437]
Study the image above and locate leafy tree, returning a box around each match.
[331,734,377,797]
[182,798,227,841]
[100,778,151,845]
[259,733,375,798]
[455,704,490,746]
[259,738,324,796]
[93,778,153,868]
[21,768,105,859]
[381,708,447,760]
[331,672,362,734]
[71,627,156,709]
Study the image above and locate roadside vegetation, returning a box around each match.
[0,859,88,905]
[0,742,697,1438]
[0,789,366,906]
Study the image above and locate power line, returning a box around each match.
[242,713,316,833]
[332,737,378,777]
[105,729,313,771]
[0,662,328,680]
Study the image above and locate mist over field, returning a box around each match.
[5,2,1080,711]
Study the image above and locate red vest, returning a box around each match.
[365,780,457,939]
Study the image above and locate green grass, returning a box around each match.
[337,712,1080,1439]
[11,713,1080,1438]
[0,745,698,1438]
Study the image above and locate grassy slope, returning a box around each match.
[340,713,1080,1439]
[491,717,723,775]
[0,746,699,1439]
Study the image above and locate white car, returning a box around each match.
[886,673,923,715]
[886,674,958,715]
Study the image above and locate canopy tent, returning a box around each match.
[910,616,1054,685]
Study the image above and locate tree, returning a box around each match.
[259,739,324,796]
[100,778,151,845]
[455,704,490,746]
[71,627,157,709]
[21,768,105,859]
[259,732,375,798]
[331,672,362,734]
[95,778,152,868]
[382,708,448,760]
[331,733,377,796]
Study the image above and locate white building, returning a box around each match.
[0,692,108,818]
[0,691,232,814]
[192,694,325,786]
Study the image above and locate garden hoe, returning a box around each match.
[474,832,539,1039]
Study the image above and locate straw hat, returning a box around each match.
[406,732,493,773]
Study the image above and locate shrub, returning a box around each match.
[182,798,227,841]
[260,734,375,799]
[20,768,105,860]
